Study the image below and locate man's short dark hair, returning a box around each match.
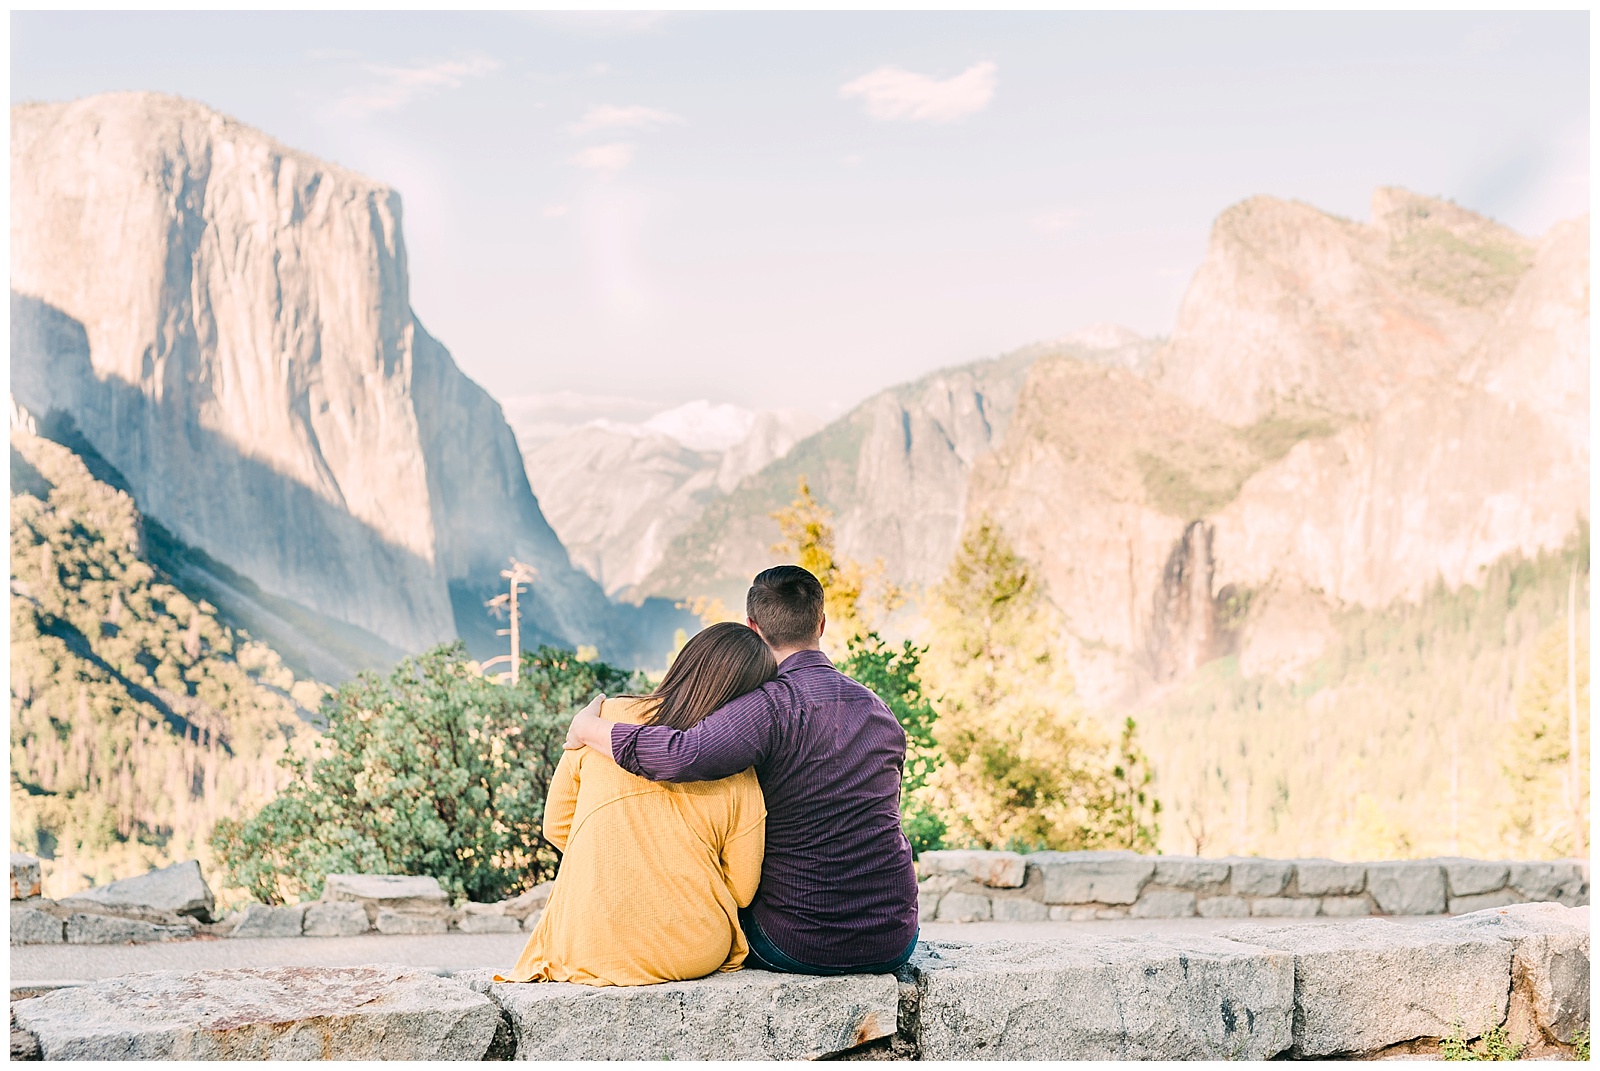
[747,566,825,648]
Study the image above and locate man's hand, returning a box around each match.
[564,693,610,756]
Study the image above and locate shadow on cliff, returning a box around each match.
[11,291,691,677]
[11,291,452,678]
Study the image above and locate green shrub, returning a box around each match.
[841,631,946,854]
[212,643,638,904]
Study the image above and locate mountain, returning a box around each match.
[625,331,1157,613]
[632,346,1008,609]
[10,92,685,671]
[964,188,1589,857]
[519,402,819,596]
[1148,187,1537,425]
[969,190,1588,701]
[11,404,322,897]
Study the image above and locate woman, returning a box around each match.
[497,622,774,987]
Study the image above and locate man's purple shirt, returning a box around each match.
[610,649,920,967]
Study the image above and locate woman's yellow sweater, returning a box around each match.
[497,696,766,987]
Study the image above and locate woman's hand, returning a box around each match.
[564,693,607,751]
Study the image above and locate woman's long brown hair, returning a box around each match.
[641,622,777,731]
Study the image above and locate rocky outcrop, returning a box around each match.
[914,850,1589,924]
[1149,187,1534,427]
[56,860,213,922]
[961,356,1255,701]
[1208,216,1589,611]
[10,92,674,667]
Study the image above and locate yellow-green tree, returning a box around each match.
[770,478,940,851]
[916,517,1160,851]
[768,477,870,646]
[1504,617,1589,858]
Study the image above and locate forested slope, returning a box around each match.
[10,414,326,897]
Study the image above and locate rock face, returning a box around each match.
[10,965,502,1060]
[458,968,898,1060]
[638,343,1074,607]
[10,92,672,667]
[1150,187,1535,427]
[60,860,213,922]
[521,404,819,596]
[1197,202,1588,614]
[904,936,1294,1060]
[964,191,1587,715]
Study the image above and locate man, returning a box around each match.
[564,565,920,974]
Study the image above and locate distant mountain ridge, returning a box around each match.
[10,92,686,671]
[518,402,819,595]
[630,330,1157,609]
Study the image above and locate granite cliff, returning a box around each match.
[10,93,680,670]
[966,190,1588,702]
[627,330,1155,610]
[956,190,1588,858]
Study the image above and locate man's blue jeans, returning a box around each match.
[739,907,918,975]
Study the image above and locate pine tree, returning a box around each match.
[917,517,1161,851]
[1504,621,1590,857]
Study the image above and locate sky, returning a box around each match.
[12,11,1591,425]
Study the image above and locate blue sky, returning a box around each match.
[12,11,1590,421]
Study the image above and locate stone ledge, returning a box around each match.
[1217,917,1512,1057]
[902,935,1294,1059]
[9,965,502,1060]
[8,906,1588,1060]
[456,967,898,1060]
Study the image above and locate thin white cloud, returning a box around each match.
[570,143,636,174]
[569,104,684,136]
[839,61,997,124]
[332,53,501,119]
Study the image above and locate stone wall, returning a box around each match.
[917,849,1591,922]
[10,858,550,945]
[10,904,1588,1060]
